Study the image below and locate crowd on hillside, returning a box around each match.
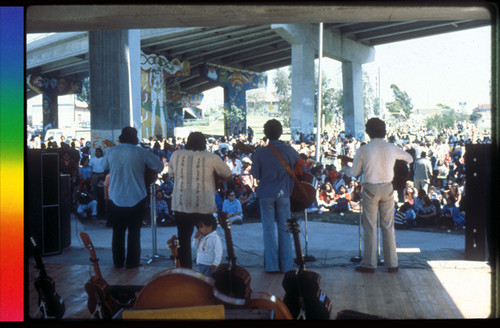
[27,119,491,231]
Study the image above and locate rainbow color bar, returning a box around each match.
[0,6,24,322]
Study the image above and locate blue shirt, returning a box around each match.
[250,139,300,199]
[103,143,164,207]
[79,165,92,179]
[222,198,242,215]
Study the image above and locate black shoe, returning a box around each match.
[114,264,124,269]
[126,263,142,269]
[355,266,375,273]
[388,266,399,273]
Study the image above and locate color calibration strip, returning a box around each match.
[0,6,24,322]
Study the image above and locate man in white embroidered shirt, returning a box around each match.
[345,118,413,273]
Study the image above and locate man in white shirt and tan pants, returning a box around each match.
[345,118,413,273]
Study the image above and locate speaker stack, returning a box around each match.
[28,149,71,256]
[464,144,492,261]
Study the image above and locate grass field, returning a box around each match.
[188,114,292,140]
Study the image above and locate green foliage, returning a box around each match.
[425,107,468,130]
[76,76,90,106]
[273,67,292,127]
[385,84,413,118]
[224,104,245,123]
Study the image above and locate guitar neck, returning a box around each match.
[219,213,237,265]
[80,233,104,280]
[288,219,306,271]
[30,237,48,278]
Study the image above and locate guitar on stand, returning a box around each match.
[30,236,65,319]
[282,219,332,320]
[80,232,143,319]
[167,235,181,268]
[212,211,253,299]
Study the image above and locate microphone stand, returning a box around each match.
[145,183,168,264]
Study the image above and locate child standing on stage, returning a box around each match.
[192,216,223,276]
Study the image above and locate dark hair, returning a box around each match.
[119,126,139,145]
[185,132,206,151]
[365,117,386,139]
[196,215,217,231]
[263,119,282,140]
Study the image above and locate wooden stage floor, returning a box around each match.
[27,259,492,321]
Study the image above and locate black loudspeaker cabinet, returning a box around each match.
[60,173,72,249]
[28,149,62,256]
[464,144,491,261]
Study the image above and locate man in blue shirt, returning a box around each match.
[103,126,164,269]
[222,191,243,225]
[251,119,299,273]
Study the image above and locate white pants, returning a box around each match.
[361,183,398,269]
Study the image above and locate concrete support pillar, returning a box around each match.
[342,61,365,140]
[88,29,142,152]
[290,43,316,139]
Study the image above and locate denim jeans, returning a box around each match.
[259,197,293,273]
[77,200,97,217]
[197,263,215,276]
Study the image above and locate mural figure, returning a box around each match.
[149,56,166,137]
[140,51,191,139]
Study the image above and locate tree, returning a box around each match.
[425,104,468,130]
[363,71,375,118]
[385,84,413,118]
[76,76,90,106]
[273,67,292,127]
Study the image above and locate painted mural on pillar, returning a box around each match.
[27,74,82,131]
[165,91,204,137]
[204,64,266,136]
[140,51,190,139]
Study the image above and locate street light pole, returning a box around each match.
[315,22,323,163]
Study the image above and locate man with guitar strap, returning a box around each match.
[344,118,413,273]
[250,119,300,273]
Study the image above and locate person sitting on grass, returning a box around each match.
[222,190,243,225]
[333,185,351,213]
[438,196,465,231]
[394,202,416,229]
[415,195,437,227]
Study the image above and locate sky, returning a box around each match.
[362,25,491,110]
[219,25,491,112]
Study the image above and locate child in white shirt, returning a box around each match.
[192,215,223,276]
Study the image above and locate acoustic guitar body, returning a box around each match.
[282,270,331,320]
[34,277,65,319]
[212,263,252,299]
[85,279,120,319]
[246,291,293,320]
[282,219,332,319]
[133,268,223,310]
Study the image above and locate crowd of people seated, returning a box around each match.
[28,119,490,231]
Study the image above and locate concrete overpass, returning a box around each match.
[25,4,492,146]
